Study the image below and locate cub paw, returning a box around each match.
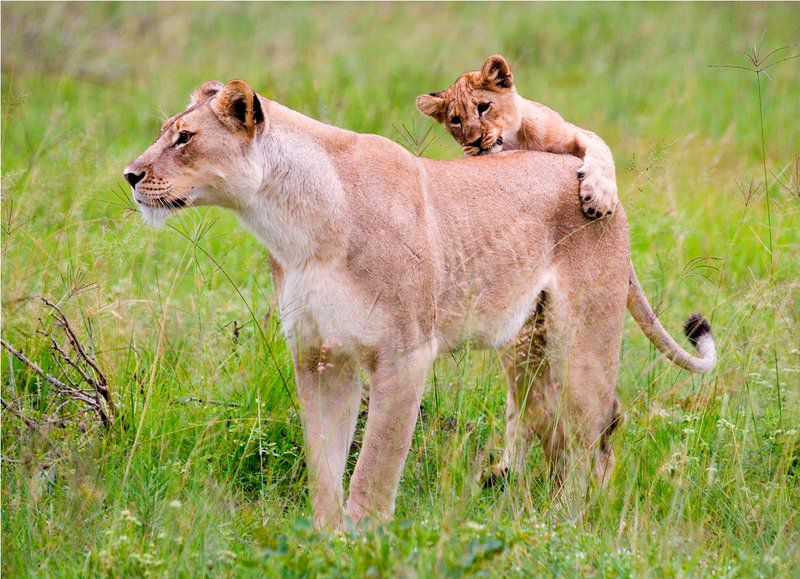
[578,164,618,219]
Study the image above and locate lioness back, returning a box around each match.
[422,150,582,224]
[417,151,630,348]
[325,138,629,349]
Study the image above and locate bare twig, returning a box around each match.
[1,397,39,431]
[0,338,88,402]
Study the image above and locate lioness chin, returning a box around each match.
[125,79,715,530]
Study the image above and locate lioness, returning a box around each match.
[417,55,618,218]
[124,80,715,529]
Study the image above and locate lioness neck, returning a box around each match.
[236,101,355,269]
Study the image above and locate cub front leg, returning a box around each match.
[345,343,436,526]
[294,351,361,530]
[575,129,618,219]
[578,154,618,219]
[521,105,618,219]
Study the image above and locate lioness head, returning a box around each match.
[416,55,521,156]
[124,79,267,225]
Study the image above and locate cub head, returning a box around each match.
[123,79,267,226]
[416,55,521,156]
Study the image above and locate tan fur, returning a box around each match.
[417,55,618,218]
[125,80,714,529]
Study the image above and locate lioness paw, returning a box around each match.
[578,163,618,219]
[482,463,510,489]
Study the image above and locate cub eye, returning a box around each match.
[175,131,194,146]
[450,116,462,125]
[477,102,491,116]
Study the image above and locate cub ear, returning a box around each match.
[212,79,266,138]
[189,80,223,106]
[416,92,447,123]
[480,55,514,90]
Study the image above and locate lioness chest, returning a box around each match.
[277,263,391,353]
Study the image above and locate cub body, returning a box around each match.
[417,55,618,218]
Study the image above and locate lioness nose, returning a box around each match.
[124,170,145,188]
[468,137,483,148]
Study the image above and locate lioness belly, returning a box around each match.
[435,269,555,352]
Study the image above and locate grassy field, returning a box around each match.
[2,3,799,576]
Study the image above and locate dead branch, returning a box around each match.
[1,296,116,429]
[1,338,83,400]
[1,337,109,427]
[41,297,115,416]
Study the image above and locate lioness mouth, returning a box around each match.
[136,196,188,209]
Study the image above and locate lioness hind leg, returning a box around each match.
[536,358,621,508]
[491,293,549,483]
[537,291,626,502]
[596,396,622,486]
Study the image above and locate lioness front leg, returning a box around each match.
[294,352,361,530]
[345,343,435,526]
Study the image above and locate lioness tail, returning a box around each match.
[627,264,716,374]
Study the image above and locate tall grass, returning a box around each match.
[2,3,799,576]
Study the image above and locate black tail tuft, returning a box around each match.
[684,313,712,348]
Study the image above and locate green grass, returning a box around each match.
[2,3,799,576]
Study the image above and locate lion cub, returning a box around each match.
[417,55,617,218]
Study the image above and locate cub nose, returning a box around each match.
[468,137,483,148]
[124,170,145,188]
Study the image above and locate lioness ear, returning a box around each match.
[212,79,266,138]
[416,92,446,123]
[480,55,514,90]
[189,80,223,106]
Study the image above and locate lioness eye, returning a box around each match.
[175,131,194,146]
[477,102,490,116]
[450,116,462,125]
